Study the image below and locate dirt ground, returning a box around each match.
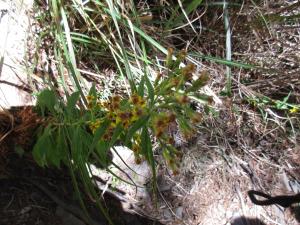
[0,151,164,225]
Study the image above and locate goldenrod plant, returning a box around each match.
[33,49,211,174]
[32,49,212,224]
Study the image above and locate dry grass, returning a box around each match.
[0,106,42,159]
[1,0,300,224]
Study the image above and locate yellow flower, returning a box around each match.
[130,94,146,108]
[110,95,121,110]
[181,64,195,81]
[152,113,171,138]
[167,136,175,145]
[154,72,163,84]
[153,116,167,129]
[112,95,121,103]
[132,107,144,121]
[176,94,189,104]
[111,101,120,110]
[154,129,164,138]
[86,95,95,102]
[115,111,133,128]
[87,102,93,109]
[132,144,140,153]
[122,120,130,129]
[88,119,101,133]
[139,98,146,107]
[107,112,116,121]
[289,106,299,113]
[166,48,174,67]
[170,77,180,87]
[130,94,140,105]
[177,49,187,61]
[100,101,110,110]
[191,112,202,123]
[87,95,96,109]
[134,154,142,164]
[102,127,114,141]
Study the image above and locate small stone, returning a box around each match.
[175,206,184,219]
[163,208,172,220]
[19,206,32,214]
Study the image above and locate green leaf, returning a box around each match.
[145,75,154,103]
[89,120,110,152]
[94,140,110,167]
[54,127,68,168]
[140,127,153,164]
[125,115,149,146]
[47,131,60,168]
[60,6,87,105]
[190,93,213,104]
[96,124,123,168]
[186,71,210,93]
[282,92,291,104]
[88,83,97,97]
[138,76,145,97]
[109,123,123,148]
[93,123,122,168]
[32,125,53,167]
[36,89,58,115]
[106,167,140,187]
[189,53,257,69]
[169,0,204,28]
[69,126,83,164]
[67,91,80,114]
[141,127,157,198]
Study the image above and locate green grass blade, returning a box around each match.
[189,53,257,69]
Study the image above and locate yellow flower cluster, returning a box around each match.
[87,93,147,142]
[181,64,195,81]
[87,95,96,109]
[89,119,101,133]
[85,47,210,174]
[152,112,176,138]
[191,112,202,123]
[175,94,189,104]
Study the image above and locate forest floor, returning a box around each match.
[0,0,300,225]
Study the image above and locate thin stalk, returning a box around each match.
[223,0,232,96]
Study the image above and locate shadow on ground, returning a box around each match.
[231,216,266,225]
[0,153,163,225]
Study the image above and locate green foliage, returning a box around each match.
[36,89,59,116]
[31,0,225,222]
[33,87,114,224]
[247,93,300,116]
[166,0,204,29]
[33,49,212,184]
[82,50,212,174]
